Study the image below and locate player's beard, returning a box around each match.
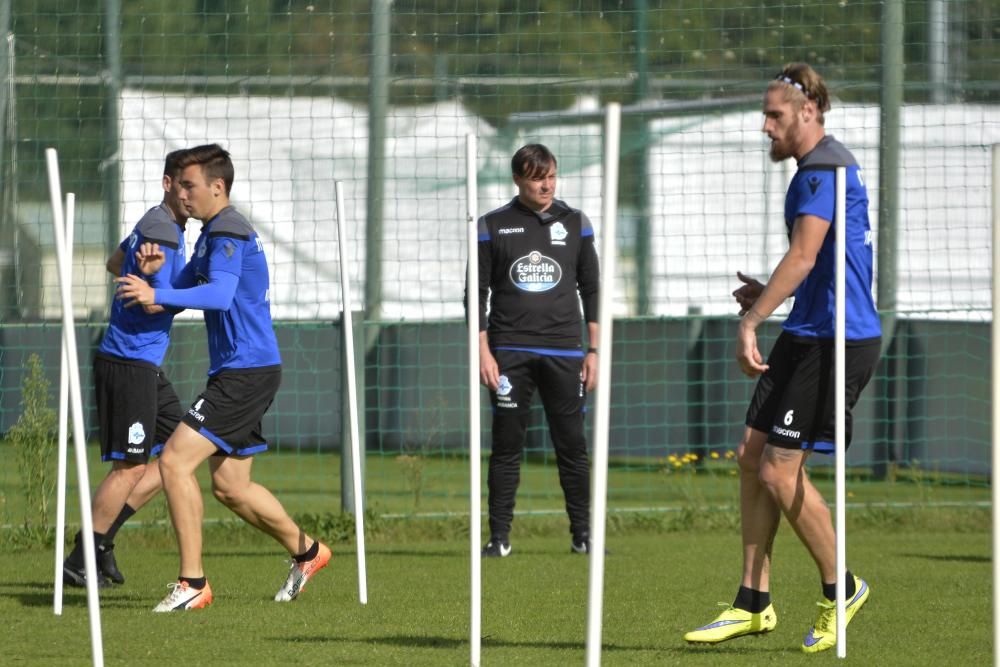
[769,121,799,163]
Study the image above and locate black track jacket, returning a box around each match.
[476,197,600,349]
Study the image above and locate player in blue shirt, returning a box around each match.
[685,64,881,653]
[116,144,330,612]
[63,148,190,589]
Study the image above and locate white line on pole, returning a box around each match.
[834,166,847,658]
[334,180,368,605]
[466,132,482,667]
[586,101,620,667]
[46,149,104,667]
[53,192,74,616]
[991,144,1000,667]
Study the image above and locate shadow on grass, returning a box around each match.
[0,587,150,610]
[271,633,801,655]
[367,548,463,558]
[900,553,990,564]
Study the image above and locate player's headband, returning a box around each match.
[774,73,812,99]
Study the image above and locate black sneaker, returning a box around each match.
[97,543,125,585]
[63,562,111,589]
[571,536,590,554]
[481,538,512,558]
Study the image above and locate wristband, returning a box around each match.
[586,347,598,355]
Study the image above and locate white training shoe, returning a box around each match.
[274,542,332,602]
[152,581,213,612]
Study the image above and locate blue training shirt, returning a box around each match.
[782,136,881,341]
[155,206,281,374]
[98,204,186,366]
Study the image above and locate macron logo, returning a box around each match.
[498,227,524,235]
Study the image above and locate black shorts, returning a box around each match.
[94,353,183,464]
[182,366,281,456]
[490,348,585,416]
[745,332,881,454]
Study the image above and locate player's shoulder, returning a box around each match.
[482,198,521,224]
[209,206,254,240]
[548,199,592,235]
[797,135,858,172]
[134,205,179,242]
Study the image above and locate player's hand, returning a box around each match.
[736,320,768,377]
[479,346,500,391]
[733,271,765,316]
[581,351,598,392]
[115,273,156,307]
[136,242,166,276]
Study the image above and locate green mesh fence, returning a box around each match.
[0,2,997,529]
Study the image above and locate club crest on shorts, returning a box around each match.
[497,375,513,397]
[128,421,146,445]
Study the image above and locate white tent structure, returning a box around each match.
[119,90,999,322]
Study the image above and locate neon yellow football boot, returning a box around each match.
[684,603,777,644]
[801,576,871,654]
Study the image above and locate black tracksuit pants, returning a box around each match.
[487,349,590,540]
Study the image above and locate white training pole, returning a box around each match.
[334,180,368,605]
[834,166,848,658]
[46,149,104,667]
[53,192,75,615]
[990,144,1000,667]
[585,101,621,667]
[466,132,482,667]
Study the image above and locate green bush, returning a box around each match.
[5,353,58,546]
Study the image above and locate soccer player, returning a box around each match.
[473,143,600,557]
[115,144,330,612]
[63,148,190,588]
[684,63,881,653]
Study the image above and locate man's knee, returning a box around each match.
[545,413,586,452]
[736,428,769,476]
[491,413,528,456]
[211,476,246,507]
[108,461,147,484]
[757,449,800,497]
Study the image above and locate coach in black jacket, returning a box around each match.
[475,143,600,558]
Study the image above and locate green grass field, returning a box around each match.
[1,448,992,665]
[1,527,991,665]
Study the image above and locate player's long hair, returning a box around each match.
[770,63,831,125]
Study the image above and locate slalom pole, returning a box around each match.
[466,132,482,667]
[585,101,621,667]
[46,149,104,667]
[53,192,74,615]
[990,144,1000,667]
[834,166,847,658]
[334,180,368,604]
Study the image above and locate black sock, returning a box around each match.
[733,585,771,614]
[823,570,856,602]
[104,504,137,543]
[179,576,206,590]
[294,541,320,563]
